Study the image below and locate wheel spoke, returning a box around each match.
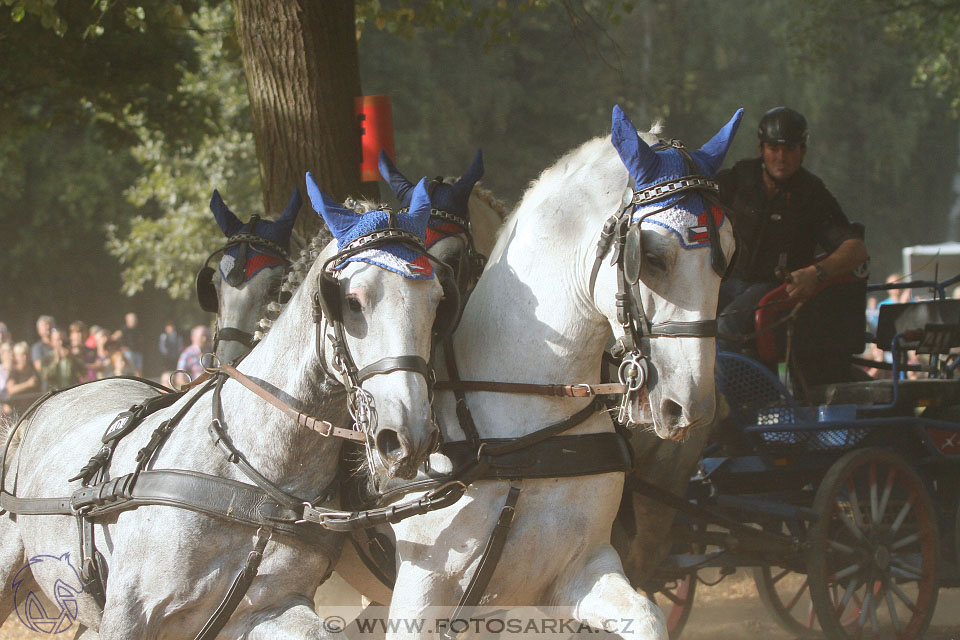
[838,577,861,614]
[847,477,866,529]
[890,498,913,535]
[884,588,902,633]
[891,532,919,551]
[869,588,880,636]
[833,562,862,581]
[770,567,791,584]
[837,507,866,541]
[869,461,879,525]
[829,539,857,555]
[889,581,920,614]
[784,576,810,612]
[877,466,896,524]
[890,565,923,581]
[857,589,873,629]
[659,587,685,606]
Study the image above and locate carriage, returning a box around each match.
[642,273,960,639]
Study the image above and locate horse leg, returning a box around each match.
[615,412,717,585]
[228,597,331,640]
[553,544,667,640]
[0,515,26,622]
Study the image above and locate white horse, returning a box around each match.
[211,154,506,370]
[379,105,743,639]
[194,188,303,366]
[0,177,447,639]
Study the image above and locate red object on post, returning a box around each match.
[355,95,395,182]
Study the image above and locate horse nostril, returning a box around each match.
[661,398,684,424]
[375,428,404,462]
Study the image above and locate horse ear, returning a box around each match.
[691,108,744,176]
[378,150,415,207]
[305,172,357,242]
[272,187,301,243]
[454,148,484,191]
[611,105,660,185]
[402,178,432,238]
[209,189,243,237]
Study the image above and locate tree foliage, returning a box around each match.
[107,4,259,299]
[1,0,958,336]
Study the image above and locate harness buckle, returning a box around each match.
[570,383,594,397]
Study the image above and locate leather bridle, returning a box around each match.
[589,139,734,415]
[195,220,291,354]
[313,218,457,446]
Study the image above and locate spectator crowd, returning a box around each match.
[0,313,212,418]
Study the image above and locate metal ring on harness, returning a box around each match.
[169,369,194,392]
[618,354,647,392]
[201,352,221,374]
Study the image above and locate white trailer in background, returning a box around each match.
[902,242,960,296]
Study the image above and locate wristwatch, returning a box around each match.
[813,264,828,282]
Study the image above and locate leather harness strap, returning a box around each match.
[218,364,365,442]
[434,379,627,397]
[195,527,271,640]
[356,355,431,383]
[441,485,521,640]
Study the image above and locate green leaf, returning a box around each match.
[11,4,24,21]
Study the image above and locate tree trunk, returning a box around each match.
[232,0,377,239]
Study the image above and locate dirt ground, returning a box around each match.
[3,570,960,639]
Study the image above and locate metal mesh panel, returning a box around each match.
[717,352,866,455]
[716,352,807,427]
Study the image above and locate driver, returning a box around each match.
[715,106,868,351]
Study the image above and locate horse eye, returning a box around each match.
[346,296,363,313]
[644,253,667,271]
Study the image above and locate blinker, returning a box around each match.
[624,224,643,285]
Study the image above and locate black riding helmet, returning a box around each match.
[757,107,808,146]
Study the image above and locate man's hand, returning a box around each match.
[785,265,819,298]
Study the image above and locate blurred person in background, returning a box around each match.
[114,312,143,377]
[0,322,10,345]
[177,325,211,380]
[0,341,12,407]
[90,327,114,379]
[31,315,55,372]
[157,320,183,375]
[107,339,135,377]
[68,321,96,381]
[85,325,100,350]
[40,327,85,391]
[7,341,39,401]
[878,273,911,306]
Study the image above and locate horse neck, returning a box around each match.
[448,152,627,438]
[215,268,347,495]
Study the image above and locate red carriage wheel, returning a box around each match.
[754,564,819,636]
[805,448,939,639]
[645,573,697,639]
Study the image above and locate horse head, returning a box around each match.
[197,188,300,365]
[379,149,486,296]
[306,174,450,485]
[605,105,743,439]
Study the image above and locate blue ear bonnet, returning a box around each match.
[210,188,300,280]
[611,105,743,218]
[378,148,484,222]
[305,173,435,280]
